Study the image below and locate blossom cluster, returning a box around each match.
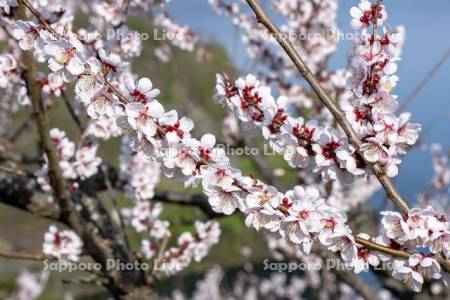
[172,266,309,300]
[159,220,221,275]
[215,73,367,182]
[215,71,420,181]
[344,0,420,177]
[0,53,29,106]
[42,225,83,262]
[85,116,123,140]
[153,13,198,52]
[36,128,102,192]
[209,0,346,112]
[209,0,339,76]
[125,199,220,274]
[84,0,170,29]
[0,52,29,135]
[430,144,450,190]
[331,203,450,291]
[120,139,161,201]
[128,201,170,239]
[7,270,49,300]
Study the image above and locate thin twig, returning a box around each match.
[22,0,59,37]
[244,0,410,214]
[0,249,53,261]
[399,49,450,111]
[354,236,410,259]
[0,165,27,177]
[153,234,170,274]
[9,112,33,142]
[154,190,223,218]
[101,166,131,250]
[241,133,276,185]
[62,274,103,285]
[61,91,84,132]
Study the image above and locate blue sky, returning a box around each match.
[167,0,450,203]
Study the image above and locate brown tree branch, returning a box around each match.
[16,3,155,298]
[18,3,86,239]
[356,236,450,273]
[0,175,64,222]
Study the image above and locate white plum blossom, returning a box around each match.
[380,211,410,244]
[196,133,228,164]
[408,254,442,280]
[424,216,450,257]
[12,21,42,51]
[350,0,386,30]
[86,86,117,119]
[158,221,220,275]
[98,48,128,72]
[392,262,424,292]
[76,57,105,103]
[0,53,20,88]
[36,128,102,188]
[159,110,194,144]
[141,239,156,259]
[153,13,198,51]
[40,72,65,97]
[43,225,83,261]
[120,141,161,200]
[44,40,86,81]
[205,184,243,215]
[125,101,164,138]
[280,187,324,253]
[72,144,102,179]
[86,116,122,140]
[353,233,381,273]
[245,185,283,232]
[163,140,198,177]
[324,230,357,264]
[125,77,160,103]
[130,201,164,233]
[10,270,49,300]
[392,254,441,292]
